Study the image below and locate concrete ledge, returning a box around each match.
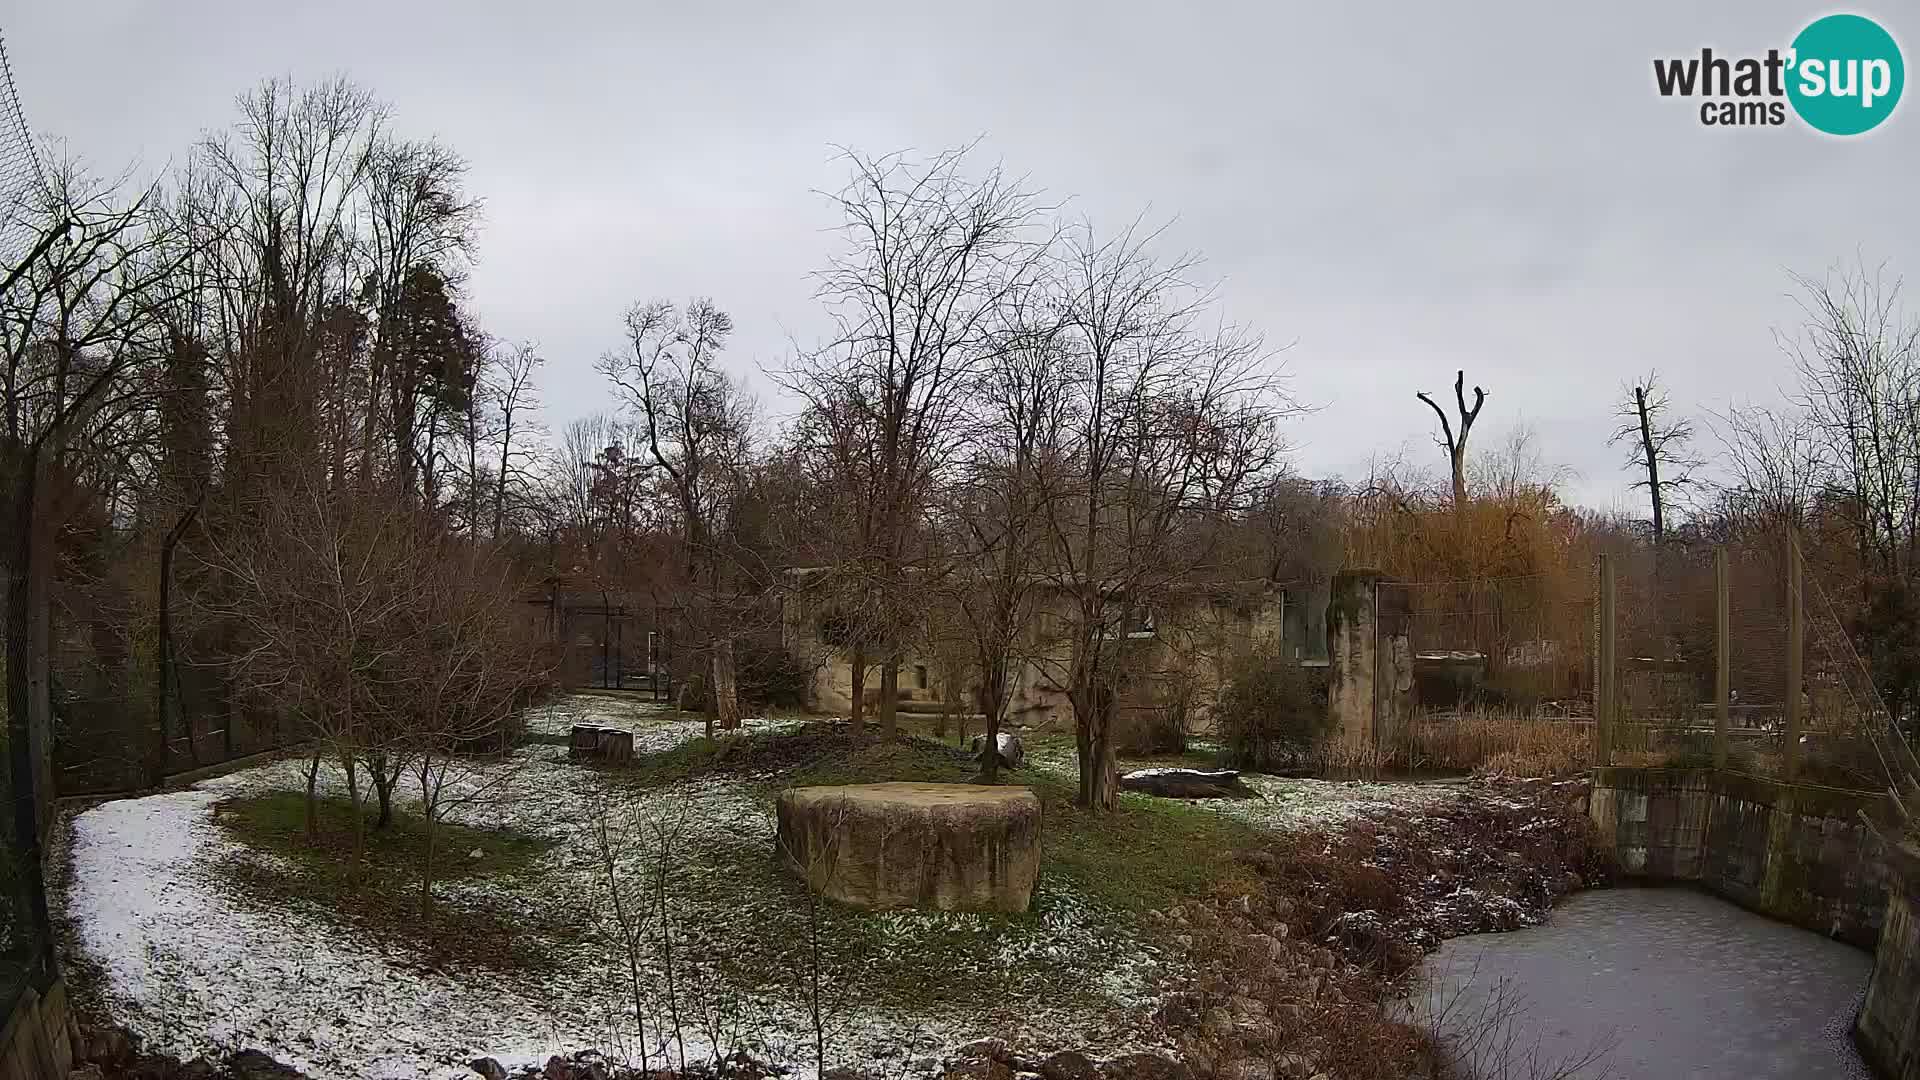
[1858,843,1920,1080]
[1591,766,1893,947]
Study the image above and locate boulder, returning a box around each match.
[969,731,1026,771]
[1118,768,1253,799]
[1039,1050,1100,1080]
[470,1059,509,1080]
[777,782,1042,912]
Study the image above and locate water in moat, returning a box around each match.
[1423,886,1872,1079]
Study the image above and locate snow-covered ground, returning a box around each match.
[57,696,1451,1080]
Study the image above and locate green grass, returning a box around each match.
[588,721,1267,1015]
[212,792,579,973]
[215,791,553,885]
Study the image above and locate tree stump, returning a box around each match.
[776,782,1042,912]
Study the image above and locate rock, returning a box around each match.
[65,1068,104,1080]
[1118,768,1253,799]
[969,731,1026,770]
[1098,1052,1191,1080]
[954,1037,1013,1063]
[226,1050,307,1080]
[1039,1050,1100,1080]
[471,1058,510,1080]
[179,1060,221,1080]
[1221,1060,1274,1080]
[777,783,1042,911]
[1228,993,1268,1020]
[469,848,485,860]
[543,1055,574,1080]
[823,1069,880,1080]
[1247,932,1286,963]
[941,1060,1011,1080]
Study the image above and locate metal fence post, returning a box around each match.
[1715,546,1730,770]
[1785,528,1804,782]
[1598,553,1616,768]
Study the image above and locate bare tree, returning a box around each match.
[1708,402,1821,530]
[1417,369,1488,507]
[784,145,1051,743]
[1609,373,1699,544]
[486,340,544,538]
[598,298,759,731]
[1039,220,1295,809]
[1782,260,1920,577]
[933,286,1071,781]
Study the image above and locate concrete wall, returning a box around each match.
[1858,842,1920,1080]
[1589,766,1895,947]
[0,979,72,1080]
[780,579,1291,730]
[1326,570,1412,751]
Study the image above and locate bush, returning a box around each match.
[1217,654,1327,771]
[736,641,810,712]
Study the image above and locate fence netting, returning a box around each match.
[0,23,50,1018]
[1601,531,1901,790]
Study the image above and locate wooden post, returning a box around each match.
[1715,546,1730,770]
[1785,529,1804,782]
[1597,553,1616,768]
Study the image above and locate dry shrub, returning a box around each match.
[1306,737,1397,778]
[1412,707,1592,778]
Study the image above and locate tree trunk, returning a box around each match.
[303,749,322,838]
[979,654,1007,784]
[345,754,365,878]
[1450,445,1467,509]
[879,659,899,743]
[154,499,202,785]
[1073,683,1119,811]
[849,645,867,741]
[1636,386,1665,545]
[710,636,741,730]
[372,754,398,830]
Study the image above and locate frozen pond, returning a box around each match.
[1424,886,1872,1079]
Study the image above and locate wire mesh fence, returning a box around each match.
[0,22,51,1021]
[1596,530,1903,791]
[1379,528,1914,792]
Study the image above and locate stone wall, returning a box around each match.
[1589,766,1895,947]
[1858,842,1920,1079]
[0,979,72,1080]
[1325,570,1412,752]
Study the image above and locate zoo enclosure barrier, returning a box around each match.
[1592,528,1912,790]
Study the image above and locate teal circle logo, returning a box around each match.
[1787,14,1904,135]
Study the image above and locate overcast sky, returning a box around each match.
[8,1,1916,512]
